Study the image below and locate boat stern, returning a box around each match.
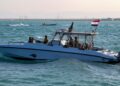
[117,52,120,61]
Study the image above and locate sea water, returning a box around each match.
[0,19,120,86]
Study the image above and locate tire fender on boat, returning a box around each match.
[30,54,37,59]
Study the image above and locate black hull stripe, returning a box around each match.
[0,46,115,61]
[11,57,49,61]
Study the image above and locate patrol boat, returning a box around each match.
[0,22,119,63]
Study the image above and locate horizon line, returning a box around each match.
[0,18,120,20]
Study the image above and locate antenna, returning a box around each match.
[68,22,74,32]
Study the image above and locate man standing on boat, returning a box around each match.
[43,35,48,44]
[74,37,79,48]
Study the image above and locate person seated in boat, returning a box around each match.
[73,37,79,48]
[81,43,89,50]
[43,35,48,44]
[87,43,93,50]
[28,37,34,43]
[68,37,74,47]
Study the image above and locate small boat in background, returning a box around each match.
[42,23,57,26]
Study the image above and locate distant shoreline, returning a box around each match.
[0,18,120,21]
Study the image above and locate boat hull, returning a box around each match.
[0,44,118,63]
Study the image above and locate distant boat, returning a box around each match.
[9,23,29,27]
[42,23,57,26]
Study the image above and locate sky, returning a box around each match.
[0,0,120,19]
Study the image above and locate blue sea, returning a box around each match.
[0,19,120,86]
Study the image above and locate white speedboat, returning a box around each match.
[0,22,120,63]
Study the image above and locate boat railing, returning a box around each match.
[8,41,25,45]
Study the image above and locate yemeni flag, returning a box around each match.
[91,19,100,26]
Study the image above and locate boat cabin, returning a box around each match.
[51,29,98,50]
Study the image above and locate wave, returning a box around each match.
[9,23,29,27]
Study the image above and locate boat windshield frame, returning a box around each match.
[55,31,98,36]
[50,30,98,49]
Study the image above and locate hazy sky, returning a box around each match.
[0,0,120,19]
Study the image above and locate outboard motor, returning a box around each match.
[118,52,120,57]
[117,52,120,61]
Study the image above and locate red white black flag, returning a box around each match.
[91,19,100,26]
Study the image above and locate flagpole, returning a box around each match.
[91,19,100,48]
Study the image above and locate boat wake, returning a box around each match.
[9,23,29,27]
